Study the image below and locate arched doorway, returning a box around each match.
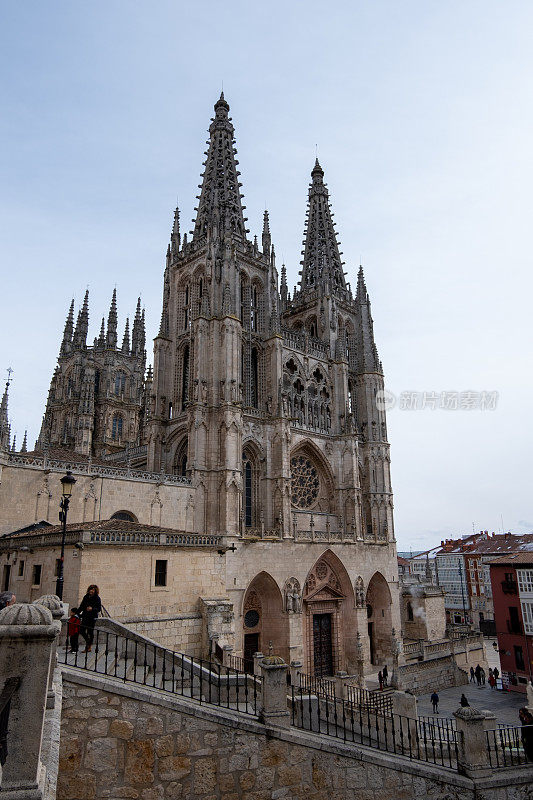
[242,572,288,671]
[366,572,392,666]
[303,551,357,676]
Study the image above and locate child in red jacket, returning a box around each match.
[67,607,81,653]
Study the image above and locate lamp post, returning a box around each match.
[55,470,76,600]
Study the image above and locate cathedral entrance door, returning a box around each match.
[313,613,333,677]
[243,633,259,674]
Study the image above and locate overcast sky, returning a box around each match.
[1,1,532,550]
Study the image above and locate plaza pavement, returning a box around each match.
[416,682,526,726]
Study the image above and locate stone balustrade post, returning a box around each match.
[253,651,264,676]
[0,602,61,799]
[391,691,418,751]
[33,595,65,709]
[453,706,493,777]
[222,645,233,667]
[289,660,302,688]
[260,656,290,728]
[334,670,348,700]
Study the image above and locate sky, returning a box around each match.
[1,1,532,550]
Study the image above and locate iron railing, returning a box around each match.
[290,687,458,769]
[345,684,393,716]
[61,629,260,716]
[297,672,336,698]
[487,725,533,767]
[417,715,457,743]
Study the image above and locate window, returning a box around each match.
[251,286,259,332]
[154,559,167,587]
[111,511,137,522]
[2,565,10,592]
[518,570,533,594]
[521,600,533,634]
[514,645,525,671]
[244,458,253,527]
[114,373,126,396]
[112,414,123,441]
[18,560,24,577]
[169,402,173,420]
[181,346,189,410]
[184,286,190,329]
[32,564,42,586]
[250,348,258,409]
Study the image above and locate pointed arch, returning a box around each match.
[242,572,288,668]
[366,571,393,665]
[290,439,336,513]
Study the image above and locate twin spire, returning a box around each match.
[60,290,145,356]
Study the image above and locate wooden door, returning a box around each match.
[313,613,333,677]
[243,633,259,674]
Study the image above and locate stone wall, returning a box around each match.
[59,670,533,800]
[123,613,203,656]
[399,656,468,695]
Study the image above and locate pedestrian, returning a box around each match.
[469,666,475,683]
[480,667,486,685]
[67,607,81,653]
[78,584,102,653]
[460,694,469,707]
[431,690,439,714]
[0,591,16,610]
[493,667,500,680]
[488,673,496,690]
[475,664,481,686]
[382,665,388,687]
[519,708,533,762]
[378,671,383,691]
[488,667,493,679]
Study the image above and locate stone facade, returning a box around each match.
[1,94,403,677]
[58,671,533,800]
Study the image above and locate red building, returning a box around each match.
[490,553,533,693]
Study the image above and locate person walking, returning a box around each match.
[431,691,439,714]
[67,607,81,653]
[378,671,383,691]
[78,584,102,652]
[489,672,496,690]
[480,667,486,685]
[460,694,470,707]
[469,666,476,683]
[493,666,500,680]
[382,665,388,687]
[475,664,481,686]
[519,708,533,762]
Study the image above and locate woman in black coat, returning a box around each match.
[78,584,102,652]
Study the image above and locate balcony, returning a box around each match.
[501,580,518,595]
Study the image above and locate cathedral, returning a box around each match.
[0,94,399,676]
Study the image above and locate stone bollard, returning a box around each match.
[289,660,303,688]
[33,595,65,709]
[222,645,233,667]
[260,655,290,728]
[0,602,61,799]
[253,652,264,677]
[391,691,418,752]
[453,706,492,777]
[335,670,348,700]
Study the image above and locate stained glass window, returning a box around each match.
[290,455,320,508]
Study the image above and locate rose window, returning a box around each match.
[291,455,320,509]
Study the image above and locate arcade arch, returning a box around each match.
[366,571,392,666]
[242,572,288,670]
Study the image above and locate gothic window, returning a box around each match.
[309,319,318,338]
[244,458,253,527]
[242,448,259,529]
[184,285,190,329]
[111,510,137,522]
[251,286,259,332]
[114,373,126,396]
[250,348,258,409]
[111,414,123,441]
[181,346,189,410]
[168,402,173,420]
[174,438,188,476]
[290,455,320,509]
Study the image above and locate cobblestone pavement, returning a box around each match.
[416,682,526,725]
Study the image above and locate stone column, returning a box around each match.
[453,706,492,777]
[0,602,61,800]
[253,652,264,676]
[260,656,290,728]
[354,632,365,688]
[33,594,65,709]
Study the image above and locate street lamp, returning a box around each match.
[55,470,76,601]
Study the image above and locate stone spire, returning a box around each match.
[132,298,144,355]
[98,317,106,348]
[21,430,27,453]
[170,205,180,260]
[298,160,346,294]
[280,263,288,309]
[354,265,381,374]
[60,299,75,356]
[0,375,11,451]
[73,290,89,349]
[122,318,130,353]
[262,210,271,256]
[193,93,247,242]
[106,289,118,349]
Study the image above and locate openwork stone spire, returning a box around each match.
[106,289,118,349]
[299,159,346,293]
[193,93,247,242]
[0,375,11,451]
[60,299,75,356]
[354,265,381,373]
[73,290,89,349]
